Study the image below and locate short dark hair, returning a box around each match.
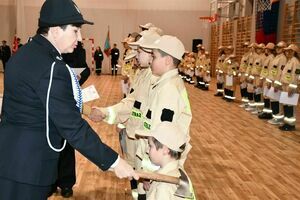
[36,24,82,35]
[150,137,186,160]
[157,49,181,67]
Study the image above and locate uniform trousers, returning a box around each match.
[0,177,51,200]
[55,142,76,189]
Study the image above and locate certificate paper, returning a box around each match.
[225,75,233,86]
[82,85,100,103]
[279,92,299,106]
[71,68,85,76]
[0,96,3,115]
[263,86,270,96]
[266,87,281,101]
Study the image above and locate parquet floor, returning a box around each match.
[0,72,300,200]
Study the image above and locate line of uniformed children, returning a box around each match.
[211,41,300,131]
[89,23,196,199]
[178,44,212,91]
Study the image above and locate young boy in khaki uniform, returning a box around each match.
[251,43,266,114]
[279,44,300,131]
[267,41,287,125]
[195,45,206,89]
[136,122,196,200]
[238,42,250,107]
[203,51,211,90]
[214,46,226,96]
[258,43,276,119]
[224,54,238,101]
[138,35,192,169]
[186,52,196,84]
[223,45,234,100]
[90,30,160,199]
[245,43,258,111]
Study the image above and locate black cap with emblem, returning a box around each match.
[38,0,93,27]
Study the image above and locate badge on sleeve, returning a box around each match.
[160,108,174,122]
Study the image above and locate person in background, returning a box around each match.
[267,41,287,125]
[0,40,11,71]
[258,43,276,119]
[238,42,250,107]
[279,44,300,131]
[17,37,23,49]
[214,46,226,96]
[94,46,104,75]
[111,43,120,75]
[75,42,90,86]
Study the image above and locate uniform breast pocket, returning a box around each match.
[271,69,278,77]
[284,73,292,82]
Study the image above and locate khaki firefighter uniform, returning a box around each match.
[279,44,300,131]
[258,43,275,119]
[137,69,192,168]
[146,161,196,200]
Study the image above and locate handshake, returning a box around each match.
[83,105,107,122]
[82,105,139,180]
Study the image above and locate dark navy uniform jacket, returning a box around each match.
[0,35,118,186]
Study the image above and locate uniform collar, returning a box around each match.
[154,68,178,86]
[156,160,180,176]
[32,34,62,60]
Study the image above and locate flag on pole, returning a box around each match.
[12,35,18,53]
[104,26,111,57]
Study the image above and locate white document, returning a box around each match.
[0,61,3,72]
[225,75,233,86]
[82,85,100,103]
[266,87,281,101]
[0,96,3,115]
[71,68,85,76]
[263,86,270,96]
[279,92,299,106]
[255,87,263,95]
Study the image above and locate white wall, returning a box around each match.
[0,0,211,73]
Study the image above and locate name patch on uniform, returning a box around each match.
[144,122,151,130]
[132,110,142,118]
[161,108,174,122]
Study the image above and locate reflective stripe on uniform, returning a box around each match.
[181,90,192,114]
[131,108,142,119]
[225,95,236,100]
[242,98,249,103]
[274,80,282,86]
[273,114,284,119]
[266,78,272,83]
[263,108,273,113]
[289,84,297,89]
[284,117,296,124]
[256,102,265,106]
[105,107,117,124]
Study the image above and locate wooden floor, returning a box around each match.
[1,72,300,200]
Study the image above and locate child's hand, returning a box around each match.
[143,180,151,191]
[89,107,106,122]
